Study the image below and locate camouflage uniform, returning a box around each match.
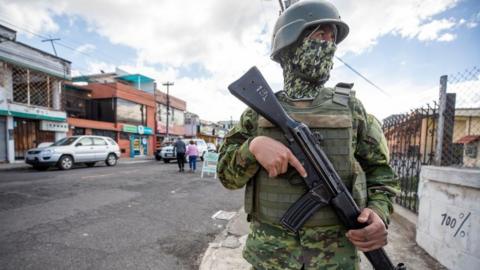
[218,1,398,269]
[218,92,397,269]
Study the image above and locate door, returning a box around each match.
[13,118,54,159]
[0,117,6,162]
[14,118,36,159]
[132,135,141,156]
[74,137,95,162]
[92,137,109,161]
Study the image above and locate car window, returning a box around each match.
[78,137,93,146]
[52,137,78,146]
[93,137,108,145]
[107,138,117,145]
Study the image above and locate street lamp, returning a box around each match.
[162,81,174,142]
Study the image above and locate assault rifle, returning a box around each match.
[228,66,405,270]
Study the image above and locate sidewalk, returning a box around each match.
[0,156,156,171]
[200,206,447,270]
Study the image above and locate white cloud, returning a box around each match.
[0,0,467,121]
[76,43,96,54]
[0,1,59,36]
[438,33,456,41]
[416,19,457,41]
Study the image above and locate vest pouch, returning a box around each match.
[351,161,367,208]
[244,179,254,217]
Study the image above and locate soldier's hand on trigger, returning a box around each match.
[346,208,388,252]
[249,136,307,178]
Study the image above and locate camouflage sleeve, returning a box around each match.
[353,100,399,225]
[217,108,261,190]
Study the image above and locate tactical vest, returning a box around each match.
[245,84,368,227]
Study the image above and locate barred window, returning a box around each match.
[12,66,57,109]
[12,67,28,104]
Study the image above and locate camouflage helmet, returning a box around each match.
[271,0,349,62]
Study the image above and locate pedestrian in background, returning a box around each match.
[173,137,186,172]
[186,140,199,172]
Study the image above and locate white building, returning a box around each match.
[0,24,71,163]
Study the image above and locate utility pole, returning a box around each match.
[41,37,60,56]
[278,0,285,12]
[162,81,174,142]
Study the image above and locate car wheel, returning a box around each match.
[105,153,117,166]
[85,162,96,167]
[58,155,73,170]
[201,153,205,161]
[163,159,170,163]
[33,165,49,171]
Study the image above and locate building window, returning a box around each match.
[73,128,85,135]
[157,103,183,126]
[92,129,116,140]
[12,66,56,109]
[171,108,184,126]
[465,143,477,158]
[65,88,91,118]
[117,98,146,126]
[90,98,115,123]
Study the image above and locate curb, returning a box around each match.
[0,163,30,172]
[199,208,251,270]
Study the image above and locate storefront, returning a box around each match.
[121,124,153,158]
[1,104,68,160]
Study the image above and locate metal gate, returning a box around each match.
[382,104,438,212]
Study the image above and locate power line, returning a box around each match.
[0,18,121,65]
[335,56,390,96]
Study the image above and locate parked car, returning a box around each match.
[159,138,208,163]
[207,143,217,153]
[25,135,121,171]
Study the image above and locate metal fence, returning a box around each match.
[444,66,480,168]
[383,104,438,212]
[9,63,64,110]
[382,66,480,212]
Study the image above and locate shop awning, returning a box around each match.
[456,135,480,144]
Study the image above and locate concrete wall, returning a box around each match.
[417,166,480,269]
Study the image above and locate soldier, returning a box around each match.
[217,0,398,269]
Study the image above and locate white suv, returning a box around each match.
[159,138,208,163]
[25,135,121,170]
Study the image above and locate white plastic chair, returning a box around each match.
[201,152,219,179]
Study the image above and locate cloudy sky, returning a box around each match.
[1,0,479,121]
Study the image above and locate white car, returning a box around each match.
[159,138,208,163]
[25,135,121,170]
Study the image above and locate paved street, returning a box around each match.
[0,160,243,270]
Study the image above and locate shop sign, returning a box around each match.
[143,126,153,135]
[40,120,69,132]
[3,103,66,122]
[122,124,153,135]
[122,124,138,133]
